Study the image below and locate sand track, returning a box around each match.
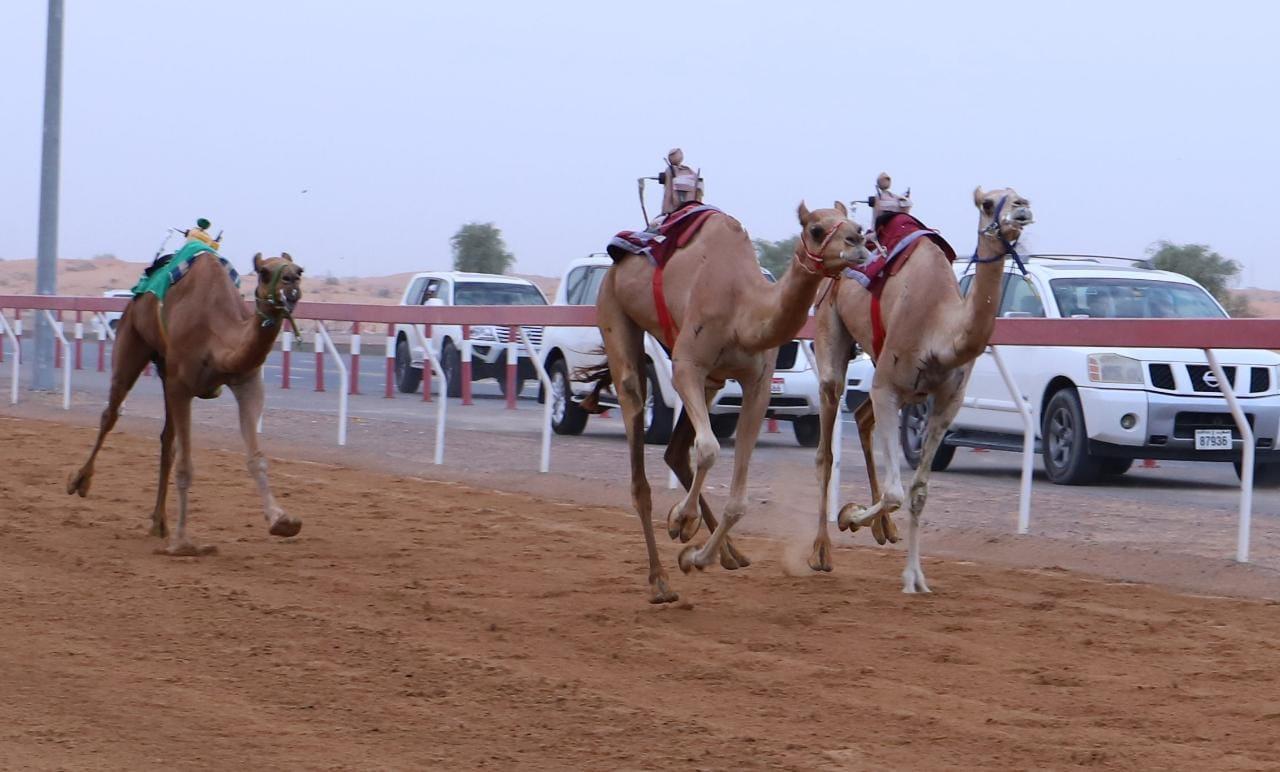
[2,416,1279,770]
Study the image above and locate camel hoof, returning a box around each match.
[808,541,833,572]
[666,502,700,543]
[156,542,218,557]
[648,578,679,604]
[725,539,751,569]
[66,469,91,498]
[881,513,901,544]
[836,503,866,533]
[269,516,302,538]
[677,544,702,575]
[719,547,742,571]
[148,519,168,538]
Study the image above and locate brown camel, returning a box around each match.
[594,203,865,602]
[67,252,305,555]
[809,186,1034,592]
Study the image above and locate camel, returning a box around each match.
[67,251,305,555]
[592,203,865,603]
[808,185,1034,592]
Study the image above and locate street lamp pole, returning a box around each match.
[34,0,65,390]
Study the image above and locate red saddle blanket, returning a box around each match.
[854,213,956,360]
[605,201,723,348]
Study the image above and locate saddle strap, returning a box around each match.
[653,265,679,349]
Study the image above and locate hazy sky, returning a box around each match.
[2,1,1277,287]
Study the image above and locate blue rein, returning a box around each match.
[969,196,1028,276]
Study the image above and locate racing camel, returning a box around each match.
[808,184,1034,592]
[67,249,304,555]
[591,202,864,602]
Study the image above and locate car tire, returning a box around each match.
[710,413,739,440]
[442,340,463,398]
[644,364,674,445]
[900,400,956,471]
[1100,458,1133,476]
[1042,387,1103,485]
[108,318,119,333]
[549,358,588,435]
[1234,460,1280,487]
[394,337,421,394]
[792,415,820,448]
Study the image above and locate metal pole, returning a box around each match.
[992,346,1035,534]
[1205,348,1253,563]
[33,0,65,390]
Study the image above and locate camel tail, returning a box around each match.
[572,349,613,415]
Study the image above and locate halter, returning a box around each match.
[256,261,300,338]
[968,195,1029,276]
[795,218,853,276]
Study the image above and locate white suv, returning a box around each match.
[902,255,1280,484]
[537,254,832,446]
[393,272,548,398]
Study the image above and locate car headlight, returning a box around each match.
[1087,353,1143,384]
[469,325,498,342]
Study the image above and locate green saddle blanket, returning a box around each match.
[131,242,241,301]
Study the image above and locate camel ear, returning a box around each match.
[252,252,265,271]
[833,200,848,217]
[280,252,293,263]
[973,187,986,208]
[797,201,811,226]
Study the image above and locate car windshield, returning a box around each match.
[453,282,546,306]
[1049,277,1226,319]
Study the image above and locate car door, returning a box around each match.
[561,266,610,381]
[951,270,1030,435]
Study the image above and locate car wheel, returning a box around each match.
[710,413,738,440]
[1100,458,1133,476]
[900,399,956,471]
[793,415,820,448]
[1234,460,1280,487]
[108,318,119,332]
[442,340,463,398]
[1042,387,1103,485]
[549,359,588,435]
[644,364,673,445]
[394,337,421,394]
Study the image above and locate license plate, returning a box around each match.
[770,378,784,394]
[1194,429,1232,450]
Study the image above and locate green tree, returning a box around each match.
[753,235,798,279]
[1147,240,1252,317]
[451,222,515,274]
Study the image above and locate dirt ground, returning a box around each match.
[3,415,1280,771]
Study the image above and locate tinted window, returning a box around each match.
[453,282,547,306]
[1049,278,1226,319]
[580,267,608,305]
[406,277,426,304]
[564,267,591,305]
[999,275,1046,317]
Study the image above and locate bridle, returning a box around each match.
[256,261,300,336]
[969,195,1029,276]
[795,218,857,277]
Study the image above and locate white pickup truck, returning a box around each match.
[392,271,548,398]
[537,254,846,446]
[901,255,1280,484]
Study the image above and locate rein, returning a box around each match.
[256,262,300,339]
[794,218,853,276]
[968,195,1029,276]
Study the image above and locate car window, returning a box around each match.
[958,273,973,296]
[1049,277,1226,319]
[453,282,547,306]
[406,278,426,305]
[422,279,443,304]
[999,275,1046,317]
[581,267,608,305]
[564,267,590,305]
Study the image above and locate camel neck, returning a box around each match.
[948,233,1009,364]
[746,263,825,351]
[215,310,285,375]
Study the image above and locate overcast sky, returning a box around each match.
[2,1,1277,287]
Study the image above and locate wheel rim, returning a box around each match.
[1047,405,1074,469]
[551,370,567,424]
[904,403,928,459]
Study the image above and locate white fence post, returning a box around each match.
[42,310,71,410]
[1205,348,1253,563]
[991,346,1034,534]
[0,312,18,405]
[423,339,447,464]
[314,322,348,446]
[520,328,553,473]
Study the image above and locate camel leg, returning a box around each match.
[599,287,677,603]
[901,386,964,594]
[161,392,213,556]
[664,402,750,570]
[680,363,770,573]
[230,375,301,538]
[838,384,904,533]
[148,414,174,538]
[67,318,151,498]
[853,398,898,545]
[809,330,852,572]
[665,363,717,552]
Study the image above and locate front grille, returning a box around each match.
[1185,364,1235,393]
[494,325,543,346]
[717,395,809,409]
[1251,367,1270,393]
[776,341,800,371]
[1172,411,1254,440]
[1149,363,1175,390]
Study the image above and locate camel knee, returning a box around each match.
[175,466,193,492]
[246,453,268,478]
[693,435,718,470]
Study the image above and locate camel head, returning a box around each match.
[795,201,866,277]
[252,252,304,316]
[973,187,1034,246]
